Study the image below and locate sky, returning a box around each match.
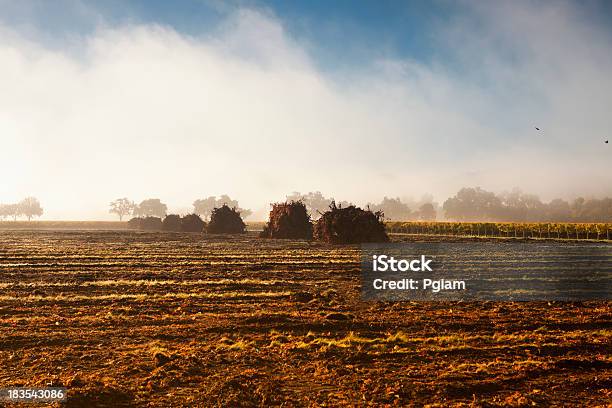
[0,0,611,220]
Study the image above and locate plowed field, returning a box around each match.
[0,230,610,406]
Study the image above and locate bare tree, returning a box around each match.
[19,197,43,221]
[109,198,136,221]
[6,204,21,221]
[0,204,10,220]
[0,203,19,220]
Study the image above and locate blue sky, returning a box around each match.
[1,1,453,60]
[9,0,610,69]
[3,0,611,86]
[1,1,611,219]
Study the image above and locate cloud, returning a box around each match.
[0,3,611,219]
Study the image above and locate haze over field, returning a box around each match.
[1,1,611,219]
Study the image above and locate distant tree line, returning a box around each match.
[283,189,612,223]
[443,187,612,222]
[15,189,608,224]
[0,197,43,221]
[285,192,437,221]
[367,197,436,221]
[109,196,251,221]
[8,190,608,238]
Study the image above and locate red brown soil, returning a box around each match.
[0,230,610,407]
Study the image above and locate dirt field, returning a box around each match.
[0,230,610,407]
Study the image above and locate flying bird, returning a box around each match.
[535,127,541,131]
[606,140,609,144]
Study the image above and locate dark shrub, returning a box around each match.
[206,205,245,234]
[140,216,163,231]
[162,214,182,231]
[314,201,388,244]
[127,217,142,229]
[260,201,312,239]
[181,214,206,232]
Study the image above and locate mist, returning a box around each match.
[1,2,611,220]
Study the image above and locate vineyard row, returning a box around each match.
[385,221,612,241]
